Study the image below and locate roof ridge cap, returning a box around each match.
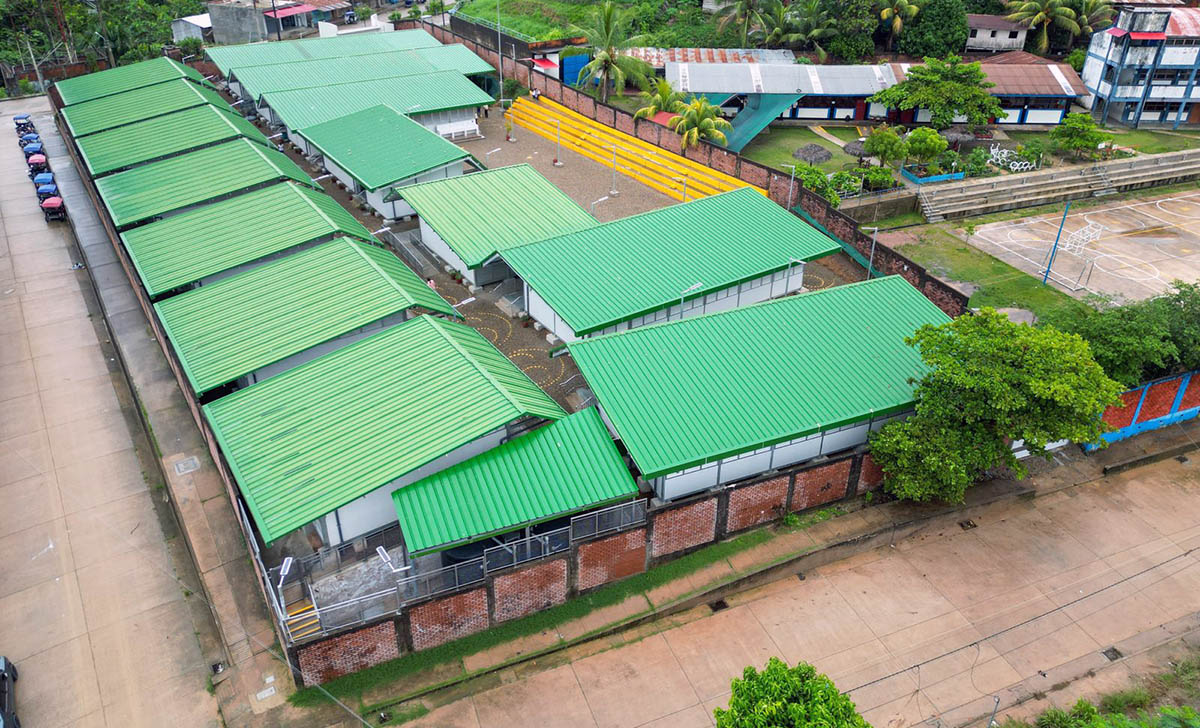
[424,317,527,417]
[344,239,418,306]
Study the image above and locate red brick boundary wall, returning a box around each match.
[408,588,490,650]
[1093,370,1200,449]
[492,559,569,622]
[297,621,399,685]
[726,475,789,531]
[792,459,853,511]
[392,19,968,320]
[576,528,647,591]
[650,497,719,558]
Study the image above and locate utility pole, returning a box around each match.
[49,0,74,63]
[93,0,117,67]
[25,38,46,92]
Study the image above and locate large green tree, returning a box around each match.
[1005,0,1079,53]
[871,309,1121,503]
[715,659,869,728]
[870,55,1004,129]
[783,0,839,60]
[864,124,909,167]
[899,0,968,58]
[562,1,652,104]
[825,0,877,61]
[1050,112,1111,158]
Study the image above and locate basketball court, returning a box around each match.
[969,190,1200,302]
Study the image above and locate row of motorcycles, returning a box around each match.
[15,113,66,222]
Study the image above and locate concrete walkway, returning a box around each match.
[0,97,220,727]
[407,456,1200,728]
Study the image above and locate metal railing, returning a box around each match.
[282,500,650,643]
[446,6,536,42]
[267,521,403,590]
[570,499,647,541]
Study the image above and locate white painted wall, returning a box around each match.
[524,265,806,343]
[415,218,473,279]
[653,413,908,500]
[1163,47,1200,66]
[1025,108,1065,124]
[998,108,1022,124]
[323,426,511,543]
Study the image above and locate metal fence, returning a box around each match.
[570,499,647,541]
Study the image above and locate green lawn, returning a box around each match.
[863,210,925,229]
[900,228,1088,321]
[825,126,867,144]
[741,126,859,174]
[1006,128,1200,156]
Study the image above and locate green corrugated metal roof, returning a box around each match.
[299,105,469,191]
[232,50,435,101]
[121,182,374,296]
[418,44,495,76]
[207,29,441,75]
[230,45,492,101]
[62,78,231,137]
[397,165,596,268]
[393,408,637,554]
[567,276,953,479]
[95,138,315,228]
[154,238,459,395]
[55,57,209,106]
[262,71,493,131]
[203,315,565,544]
[502,188,840,335]
[77,104,269,177]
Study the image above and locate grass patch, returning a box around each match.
[741,126,859,174]
[1099,687,1154,715]
[862,210,925,230]
[1006,129,1200,157]
[900,228,1088,320]
[291,526,778,710]
[380,704,430,725]
[824,126,867,144]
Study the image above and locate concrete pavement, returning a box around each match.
[0,97,221,727]
[406,456,1200,728]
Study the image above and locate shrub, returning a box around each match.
[17,78,36,95]
[352,3,372,20]
[859,166,895,190]
[830,171,862,196]
[906,127,949,164]
[388,10,405,21]
[963,146,991,176]
[715,658,869,728]
[1066,48,1087,72]
[502,77,526,100]
[937,148,961,171]
[178,36,204,57]
[924,163,944,176]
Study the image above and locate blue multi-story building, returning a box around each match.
[1083,7,1200,128]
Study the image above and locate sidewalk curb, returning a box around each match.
[366,452,1179,714]
[1103,440,1199,476]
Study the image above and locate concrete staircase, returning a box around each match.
[918,148,1200,220]
[507,97,760,202]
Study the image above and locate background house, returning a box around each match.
[967,14,1029,52]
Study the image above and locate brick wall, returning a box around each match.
[492,559,569,622]
[1182,376,1200,412]
[1103,389,1144,429]
[576,528,647,591]
[651,497,718,558]
[1138,378,1181,422]
[297,621,399,685]
[408,588,489,650]
[858,454,884,492]
[726,475,789,532]
[792,459,853,511]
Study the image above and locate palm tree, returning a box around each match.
[785,0,838,61]
[634,79,686,120]
[669,96,734,149]
[878,0,922,50]
[752,0,797,48]
[561,1,653,104]
[1073,0,1113,36]
[716,0,768,48]
[1005,0,1080,54]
